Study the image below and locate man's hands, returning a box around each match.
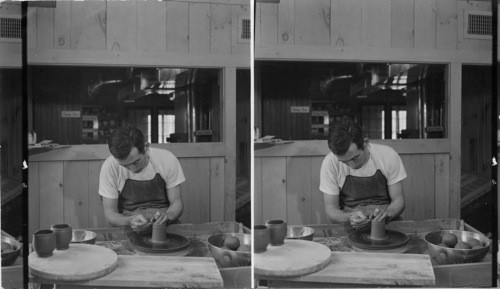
[130,210,172,232]
[369,207,388,222]
[349,207,389,230]
[150,211,172,226]
[130,214,151,233]
[349,211,370,230]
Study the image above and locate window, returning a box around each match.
[29,66,222,144]
[257,61,447,140]
[381,108,407,139]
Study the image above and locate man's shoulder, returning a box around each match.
[149,147,178,159]
[100,155,121,177]
[370,143,398,156]
[323,151,337,163]
[322,151,342,169]
[149,148,181,171]
[102,155,118,168]
[369,143,403,172]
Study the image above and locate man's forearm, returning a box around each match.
[105,211,135,227]
[386,198,404,220]
[326,208,353,223]
[165,201,183,221]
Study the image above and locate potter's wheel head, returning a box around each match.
[129,233,190,253]
[347,229,409,251]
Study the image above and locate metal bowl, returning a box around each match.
[207,233,251,268]
[286,226,315,241]
[424,230,491,265]
[1,235,21,266]
[71,230,97,244]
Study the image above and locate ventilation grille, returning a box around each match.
[464,10,492,40]
[237,16,250,43]
[0,15,21,42]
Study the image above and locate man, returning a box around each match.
[319,120,406,229]
[98,124,185,232]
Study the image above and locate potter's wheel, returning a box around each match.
[129,233,190,253]
[347,229,409,251]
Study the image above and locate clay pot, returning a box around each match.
[33,230,56,257]
[50,224,72,250]
[253,225,270,253]
[151,223,168,243]
[370,220,387,240]
[266,220,287,246]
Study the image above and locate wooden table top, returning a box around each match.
[32,255,224,288]
[266,251,436,287]
[259,219,493,288]
[27,221,246,288]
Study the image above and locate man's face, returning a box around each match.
[335,141,369,170]
[117,146,149,173]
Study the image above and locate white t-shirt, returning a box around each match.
[98,147,185,199]
[319,143,407,196]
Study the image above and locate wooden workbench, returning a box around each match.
[26,222,250,289]
[259,219,493,288]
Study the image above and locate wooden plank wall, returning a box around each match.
[254,0,492,224]
[254,153,451,225]
[30,67,83,145]
[255,0,490,52]
[27,0,249,57]
[260,64,311,140]
[0,69,23,181]
[25,0,249,227]
[28,156,225,237]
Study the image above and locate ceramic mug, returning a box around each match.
[253,225,270,253]
[151,223,168,243]
[265,220,287,246]
[370,220,387,240]
[50,224,72,250]
[33,230,56,257]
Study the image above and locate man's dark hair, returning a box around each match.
[108,124,146,160]
[328,120,365,155]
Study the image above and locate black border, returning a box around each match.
[12,1,500,287]
[492,0,499,286]
[21,1,29,287]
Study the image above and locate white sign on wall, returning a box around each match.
[290,106,310,113]
[195,130,213,136]
[61,111,81,118]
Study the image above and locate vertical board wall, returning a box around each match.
[255,0,492,222]
[26,0,250,233]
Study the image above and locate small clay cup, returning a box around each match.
[370,220,387,240]
[253,225,270,253]
[151,223,168,243]
[265,220,287,246]
[50,224,72,250]
[33,230,56,257]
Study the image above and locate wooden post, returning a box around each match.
[449,62,462,219]
[224,66,237,221]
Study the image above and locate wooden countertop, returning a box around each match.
[31,255,224,288]
[26,222,248,288]
[254,139,450,157]
[264,251,436,287]
[259,219,493,288]
[28,143,226,161]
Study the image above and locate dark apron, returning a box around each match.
[340,169,391,212]
[118,160,170,215]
